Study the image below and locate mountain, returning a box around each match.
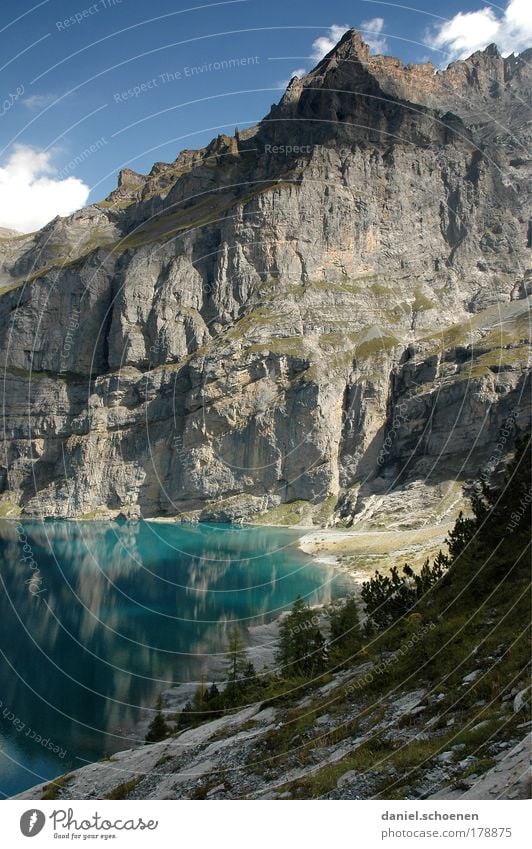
[0,30,530,522]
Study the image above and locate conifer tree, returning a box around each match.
[329,596,363,665]
[224,629,249,702]
[276,596,327,677]
[145,711,169,742]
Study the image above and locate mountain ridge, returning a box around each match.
[0,30,530,523]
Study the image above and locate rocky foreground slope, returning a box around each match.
[15,437,531,802]
[16,655,531,802]
[0,30,531,521]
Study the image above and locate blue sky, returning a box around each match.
[0,0,530,231]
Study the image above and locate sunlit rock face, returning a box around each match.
[0,31,530,522]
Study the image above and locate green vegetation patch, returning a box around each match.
[412,288,436,312]
[251,500,311,526]
[311,495,338,526]
[104,776,143,800]
[0,501,21,518]
[41,773,74,800]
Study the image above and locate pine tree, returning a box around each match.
[361,566,417,630]
[409,554,448,596]
[241,660,258,691]
[361,549,453,631]
[191,678,208,717]
[224,629,249,703]
[328,596,363,665]
[445,511,476,559]
[276,596,327,677]
[145,710,169,742]
[206,682,220,702]
[486,434,531,538]
[177,701,194,730]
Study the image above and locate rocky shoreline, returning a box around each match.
[15,663,531,801]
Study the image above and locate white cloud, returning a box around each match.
[427,0,532,62]
[311,24,350,61]
[0,145,90,233]
[22,93,58,111]
[277,67,307,89]
[360,17,388,54]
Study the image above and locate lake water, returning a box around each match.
[0,519,351,797]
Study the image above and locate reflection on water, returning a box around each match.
[0,519,351,796]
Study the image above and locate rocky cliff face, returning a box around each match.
[0,31,530,521]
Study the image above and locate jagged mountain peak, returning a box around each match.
[317,27,372,64]
[0,21,529,524]
[98,32,530,210]
[290,28,529,116]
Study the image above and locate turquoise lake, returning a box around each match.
[0,519,352,797]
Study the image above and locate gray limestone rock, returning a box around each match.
[0,31,530,521]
